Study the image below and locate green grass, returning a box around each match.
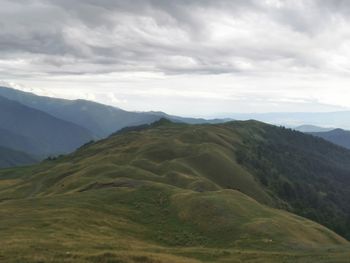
[0,184,349,262]
[0,119,350,262]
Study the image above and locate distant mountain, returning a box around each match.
[229,111,350,130]
[309,129,350,149]
[294,125,334,133]
[0,128,42,155]
[0,146,37,168]
[0,86,230,138]
[0,95,94,157]
[150,111,232,125]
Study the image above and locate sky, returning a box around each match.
[1,0,350,117]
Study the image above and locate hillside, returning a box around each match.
[0,146,37,168]
[0,95,94,157]
[1,120,350,262]
[309,129,350,149]
[0,86,230,138]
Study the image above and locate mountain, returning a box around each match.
[150,111,233,124]
[0,128,42,155]
[309,129,350,150]
[0,86,230,138]
[0,95,94,157]
[229,111,350,130]
[294,125,334,133]
[0,86,156,137]
[1,119,350,262]
[0,146,37,168]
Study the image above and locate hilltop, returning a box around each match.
[1,120,350,262]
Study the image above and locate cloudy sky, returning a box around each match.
[1,0,350,117]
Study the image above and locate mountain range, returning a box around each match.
[0,86,230,138]
[0,145,37,168]
[229,111,350,130]
[292,125,350,150]
[2,85,350,173]
[0,86,230,167]
[309,129,350,150]
[0,95,94,159]
[1,119,350,262]
[294,125,335,133]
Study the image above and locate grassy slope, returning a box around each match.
[233,122,350,238]
[0,120,350,262]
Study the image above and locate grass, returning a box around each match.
[0,184,348,262]
[0,120,350,262]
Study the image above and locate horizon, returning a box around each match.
[2,1,350,116]
[2,84,350,130]
[2,84,350,120]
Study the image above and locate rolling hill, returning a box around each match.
[0,95,94,157]
[1,119,350,262]
[309,129,350,150]
[0,86,230,138]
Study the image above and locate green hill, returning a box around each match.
[0,120,350,262]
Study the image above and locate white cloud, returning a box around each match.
[1,0,350,115]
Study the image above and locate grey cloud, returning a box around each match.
[0,0,350,77]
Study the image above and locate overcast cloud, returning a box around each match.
[1,0,350,116]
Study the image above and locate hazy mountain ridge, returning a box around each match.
[230,111,350,130]
[0,86,158,138]
[0,86,231,138]
[0,95,94,157]
[293,124,350,150]
[309,129,350,150]
[294,125,334,133]
[0,145,37,168]
[0,86,231,168]
[0,128,42,156]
